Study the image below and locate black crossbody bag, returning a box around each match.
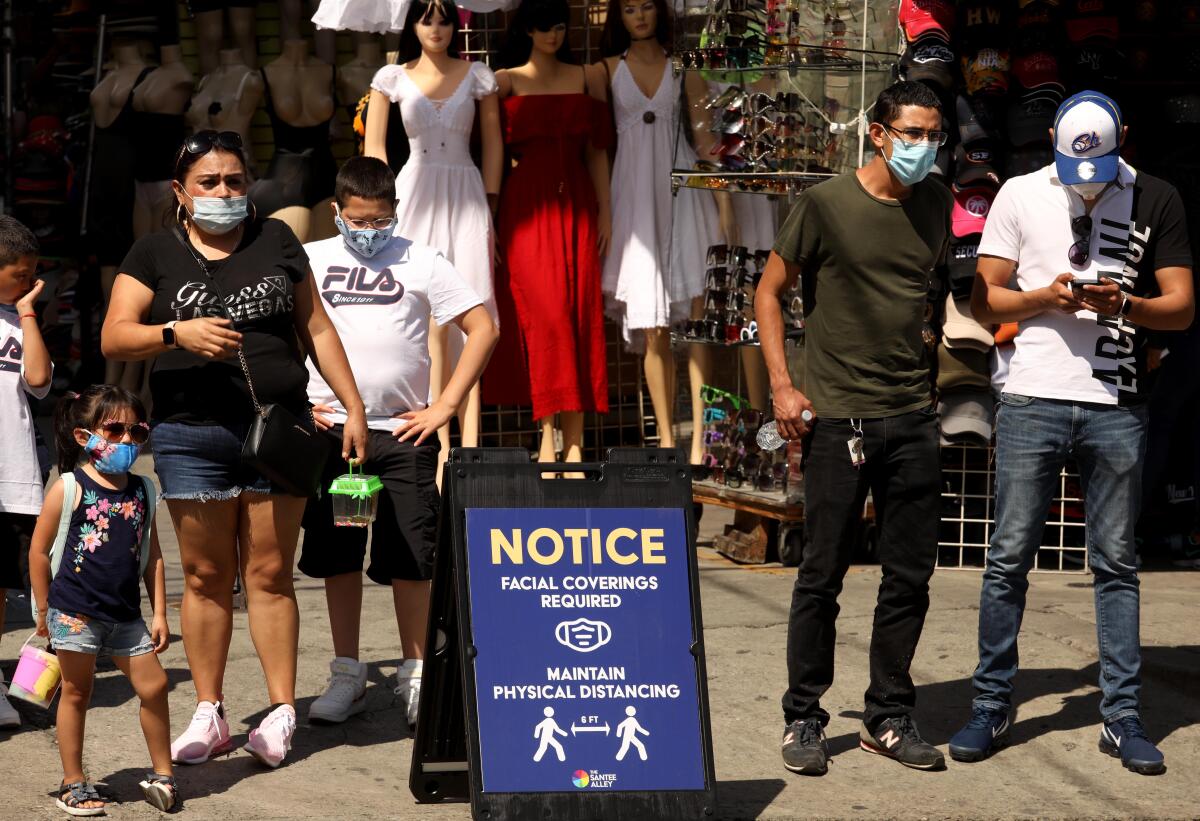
[172,226,330,497]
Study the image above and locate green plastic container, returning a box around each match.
[328,462,384,528]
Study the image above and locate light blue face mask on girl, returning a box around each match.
[884,131,939,186]
[184,192,248,235]
[82,434,141,474]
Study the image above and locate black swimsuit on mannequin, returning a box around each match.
[250,69,339,215]
[88,66,154,265]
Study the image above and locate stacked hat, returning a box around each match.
[1060,0,1121,95]
[899,0,957,93]
[899,0,954,42]
[937,344,994,447]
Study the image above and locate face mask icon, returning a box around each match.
[555,618,612,653]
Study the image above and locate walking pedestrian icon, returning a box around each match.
[615,706,649,761]
[533,706,568,762]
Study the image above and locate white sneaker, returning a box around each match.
[0,670,21,729]
[244,704,297,769]
[308,657,367,724]
[171,700,234,764]
[395,659,423,730]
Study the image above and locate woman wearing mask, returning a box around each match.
[102,131,368,770]
[365,0,502,458]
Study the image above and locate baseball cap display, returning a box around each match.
[954,143,1001,188]
[1063,0,1117,43]
[943,294,994,353]
[1052,90,1123,185]
[1008,143,1054,176]
[1012,51,1062,92]
[956,94,1000,145]
[951,185,995,237]
[901,35,956,90]
[937,344,991,392]
[900,0,955,42]
[958,1,1008,50]
[962,46,1011,95]
[931,114,956,179]
[1007,89,1062,147]
[1065,40,1122,94]
[938,392,995,448]
[947,233,982,297]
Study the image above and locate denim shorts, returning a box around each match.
[47,607,154,657]
[150,421,277,501]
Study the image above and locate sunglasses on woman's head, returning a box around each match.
[87,421,151,444]
[183,130,243,156]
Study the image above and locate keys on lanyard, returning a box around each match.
[847,419,865,468]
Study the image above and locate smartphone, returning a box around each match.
[1070,273,1102,293]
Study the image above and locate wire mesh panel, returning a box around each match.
[938,444,1088,573]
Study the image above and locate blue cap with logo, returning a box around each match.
[1052,89,1123,184]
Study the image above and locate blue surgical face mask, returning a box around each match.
[82,433,141,475]
[335,213,396,258]
[184,191,248,235]
[884,131,939,186]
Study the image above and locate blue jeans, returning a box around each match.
[973,393,1147,722]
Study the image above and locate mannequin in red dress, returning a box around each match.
[487,0,612,464]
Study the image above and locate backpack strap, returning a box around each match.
[137,474,157,578]
[32,472,78,620]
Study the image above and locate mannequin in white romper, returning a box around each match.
[598,0,731,462]
[365,0,503,457]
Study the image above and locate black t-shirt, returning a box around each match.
[120,219,311,425]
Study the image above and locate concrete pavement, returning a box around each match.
[2,475,1198,819]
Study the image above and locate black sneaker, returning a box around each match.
[1099,716,1165,775]
[948,705,1011,762]
[781,718,829,776]
[859,716,946,770]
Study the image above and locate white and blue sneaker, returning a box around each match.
[1099,716,1165,775]
[948,705,1011,762]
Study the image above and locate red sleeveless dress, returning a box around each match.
[483,93,610,419]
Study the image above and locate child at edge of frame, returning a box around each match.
[29,385,176,815]
[0,215,53,732]
[299,155,499,731]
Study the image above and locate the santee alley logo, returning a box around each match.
[320,265,406,307]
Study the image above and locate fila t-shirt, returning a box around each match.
[0,305,52,514]
[978,161,1192,405]
[119,219,311,425]
[304,235,482,432]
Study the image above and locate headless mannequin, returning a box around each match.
[496,33,612,467]
[365,20,503,463]
[91,43,149,390]
[132,45,194,237]
[337,35,384,142]
[187,48,263,153]
[194,6,257,74]
[600,20,735,460]
[281,0,337,65]
[259,39,337,242]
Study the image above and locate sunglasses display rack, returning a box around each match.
[694,385,802,502]
[670,0,901,196]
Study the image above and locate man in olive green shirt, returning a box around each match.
[755,81,952,776]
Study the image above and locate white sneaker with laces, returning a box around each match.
[0,670,21,728]
[395,659,423,730]
[171,700,233,764]
[245,704,298,769]
[309,657,367,724]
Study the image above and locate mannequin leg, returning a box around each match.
[267,207,312,244]
[642,328,676,449]
[311,2,338,66]
[428,321,453,474]
[560,412,584,463]
[279,0,304,40]
[740,346,769,410]
[228,7,259,69]
[537,416,557,464]
[686,296,710,464]
[308,197,338,241]
[457,382,482,448]
[194,11,223,75]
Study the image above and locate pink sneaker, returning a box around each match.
[172,700,234,764]
[244,704,297,768]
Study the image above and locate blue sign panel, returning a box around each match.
[465,507,706,794]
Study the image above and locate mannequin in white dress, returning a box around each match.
[597,0,734,462]
[365,0,503,458]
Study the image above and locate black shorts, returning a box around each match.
[0,512,35,590]
[299,428,440,584]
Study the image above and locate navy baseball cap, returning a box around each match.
[1053,90,1123,185]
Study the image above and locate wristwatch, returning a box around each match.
[1120,295,1134,317]
[162,320,179,349]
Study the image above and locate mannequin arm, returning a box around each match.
[479,92,503,214]
[364,89,391,163]
[585,63,612,258]
[683,72,719,160]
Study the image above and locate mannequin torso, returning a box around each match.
[338,40,385,111]
[90,46,150,130]
[187,48,263,155]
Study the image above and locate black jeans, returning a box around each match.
[782,407,940,730]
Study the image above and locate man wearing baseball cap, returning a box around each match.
[756,81,953,776]
[952,90,1194,774]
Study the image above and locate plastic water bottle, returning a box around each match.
[756,411,814,451]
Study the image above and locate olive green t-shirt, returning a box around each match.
[773,172,952,418]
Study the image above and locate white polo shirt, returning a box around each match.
[978,160,1192,405]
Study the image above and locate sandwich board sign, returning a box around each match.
[410,448,717,820]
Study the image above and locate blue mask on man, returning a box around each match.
[884,131,938,186]
[82,433,141,474]
[335,214,396,259]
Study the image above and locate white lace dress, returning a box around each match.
[602,59,721,350]
[371,61,498,349]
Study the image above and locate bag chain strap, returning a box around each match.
[173,226,267,418]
